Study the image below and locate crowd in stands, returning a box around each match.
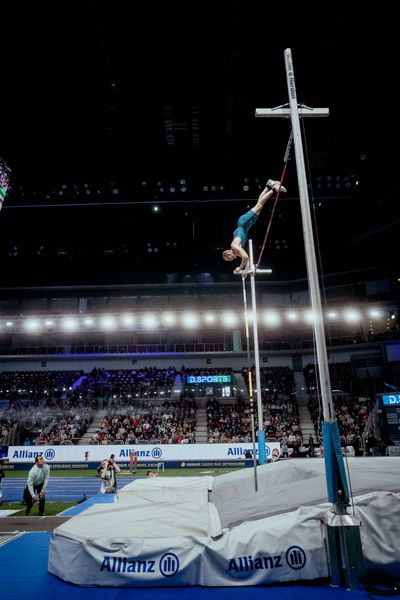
[205,366,302,445]
[206,399,252,442]
[262,393,302,442]
[0,369,84,407]
[308,391,372,453]
[0,363,385,453]
[303,362,353,394]
[89,399,196,445]
[0,366,179,445]
[34,408,92,445]
[242,365,295,395]
[206,393,302,445]
[305,362,375,454]
[79,366,178,400]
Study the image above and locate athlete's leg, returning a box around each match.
[251,186,274,215]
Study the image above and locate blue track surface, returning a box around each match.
[59,493,114,515]
[1,476,137,502]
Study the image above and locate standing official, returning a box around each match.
[23,455,50,516]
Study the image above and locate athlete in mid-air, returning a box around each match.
[222,179,287,275]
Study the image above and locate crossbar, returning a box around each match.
[256,107,329,118]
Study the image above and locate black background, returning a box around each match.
[1,2,398,286]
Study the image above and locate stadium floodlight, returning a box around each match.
[100,315,117,330]
[262,311,281,326]
[343,309,361,323]
[221,311,239,327]
[286,311,299,322]
[203,312,217,324]
[181,312,199,328]
[141,313,159,329]
[120,313,135,327]
[304,310,319,324]
[161,312,177,327]
[61,317,78,331]
[24,318,41,332]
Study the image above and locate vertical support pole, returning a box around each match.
[241,275,259,490]
[284,48,334,425]
[248,240,266,464]
[284,47,364,589]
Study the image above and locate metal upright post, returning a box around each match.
[254,48,365,589]
[283,47,364,589]
[248,240,266,464]
[234,253,271,466]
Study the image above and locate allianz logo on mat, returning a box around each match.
[100,552,179,577]
[99,547,306,577]
[228,546,307,573]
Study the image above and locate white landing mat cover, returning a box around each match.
[48,458,400,587]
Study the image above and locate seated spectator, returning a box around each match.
[280,441,289,458]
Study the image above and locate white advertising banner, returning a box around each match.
[7,442,280,464]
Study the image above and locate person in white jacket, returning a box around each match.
[23,455,50,516]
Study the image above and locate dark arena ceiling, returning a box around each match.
[0,3,399,289]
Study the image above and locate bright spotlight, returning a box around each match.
[344,309,361,323]
[62,317,78,331]
[203,312,217,324]
[368,309,382,319]
[100,315,117,330]
[327,311,338,320]
[221,312,239,327]
[142,313,159,329]
[162,312,177,326]
[262,311,281,326]
[181,312,199,328]
[24,318,41,332]
[121,314,135,327]
[286,311,299,322]
[304,310,319,324]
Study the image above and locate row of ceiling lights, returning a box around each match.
[0,307,396,333]
[8,174,357,200]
